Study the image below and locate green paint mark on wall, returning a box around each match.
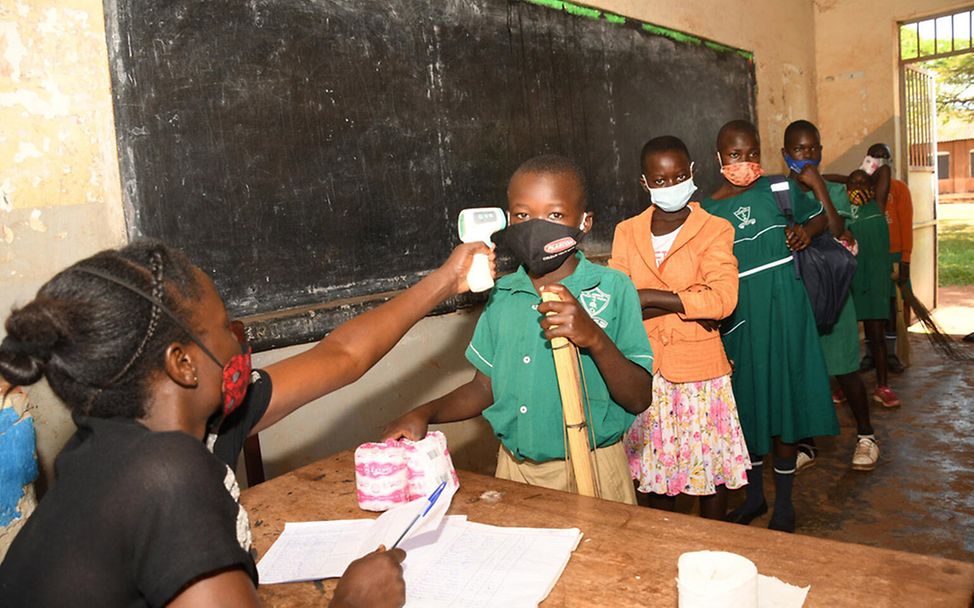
[522,0,751,60]
[562,3,601,20]
[525,0,565,11]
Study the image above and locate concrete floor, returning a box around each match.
[722,290,974,563]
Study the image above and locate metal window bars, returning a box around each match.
[903,65,937,170]
[900,7,974,63]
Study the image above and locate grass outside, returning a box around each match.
[939,205,974,286]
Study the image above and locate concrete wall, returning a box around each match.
[0,0,127,497]
[813,0,972,176]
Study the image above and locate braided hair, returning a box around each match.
[0,239,202,419]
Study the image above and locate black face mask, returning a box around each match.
[499,218,585,277]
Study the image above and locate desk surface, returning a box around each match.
[240,451,974,607]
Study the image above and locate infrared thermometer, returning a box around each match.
[457,207,506,293]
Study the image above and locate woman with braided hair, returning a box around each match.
[0,238,491,608]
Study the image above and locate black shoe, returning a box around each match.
[887,354,905,374]
[768,509,796,533]
[725,500,768,525]
[859,354,874,372]
[964,332,974,343]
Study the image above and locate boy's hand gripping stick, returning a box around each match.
[457,207,506,293]
[540,290,599,498]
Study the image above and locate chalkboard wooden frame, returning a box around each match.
[104,0,755,351]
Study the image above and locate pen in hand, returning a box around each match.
[390,481,447,549]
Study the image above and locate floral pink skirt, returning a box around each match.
[624,372,750,496]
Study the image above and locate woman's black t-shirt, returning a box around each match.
[0,369,272,607]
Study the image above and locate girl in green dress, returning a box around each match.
[847,169,900,407]
[702,120,839,532]
[784,121,879,472]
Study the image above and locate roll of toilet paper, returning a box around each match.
[677,551,758,608]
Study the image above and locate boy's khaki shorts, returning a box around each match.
[495,441,636,505]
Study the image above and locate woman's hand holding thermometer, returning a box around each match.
[458,208,506,292]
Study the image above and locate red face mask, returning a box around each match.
[718,154,764,187]
[217,321,253,415]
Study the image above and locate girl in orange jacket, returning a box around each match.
[609,136,749,520]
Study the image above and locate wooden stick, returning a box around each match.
[541,291,599,498]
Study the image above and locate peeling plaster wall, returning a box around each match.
[0,0,127,491]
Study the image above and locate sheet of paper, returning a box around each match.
[404,521,583,607]
[257,519,374,584]
[758,574,810,608]
[357,482,456,556]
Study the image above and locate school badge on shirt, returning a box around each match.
[580,287,610,328]
[733,206,756,230]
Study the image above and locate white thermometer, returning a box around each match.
[457,207,506,293]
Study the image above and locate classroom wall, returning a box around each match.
[0,0,127,501]
[813,0,971,175]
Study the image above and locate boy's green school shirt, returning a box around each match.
[465,252,654,463]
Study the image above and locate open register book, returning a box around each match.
[257,494,583,607]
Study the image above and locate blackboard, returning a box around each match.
[105,0,755,350]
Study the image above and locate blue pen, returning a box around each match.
[390,481,448,549]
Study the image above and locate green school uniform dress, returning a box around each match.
[465,252,654,463]
[702,177,838,455]
[848,197,892,320]
[794,180,860,376]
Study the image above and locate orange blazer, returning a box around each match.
[609,202,738,383]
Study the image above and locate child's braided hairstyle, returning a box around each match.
[0,239,202,419]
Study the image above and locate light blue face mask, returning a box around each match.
[784,154,820,174]
[648,177,697,213]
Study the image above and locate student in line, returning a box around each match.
[783,120,879,472]
[383,154,654,504]
[845,168,900,407]
[703,120,838,532]
[609,135,749,519]
[0,238,491,607]
[862,143,913,374]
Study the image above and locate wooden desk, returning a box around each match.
[241,451,974,607]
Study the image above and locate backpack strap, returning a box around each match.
[765,174,801,279]
[766,174,795,226]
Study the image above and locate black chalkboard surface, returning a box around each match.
[105,0,755,350]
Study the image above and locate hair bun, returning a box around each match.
[0,298,67,386]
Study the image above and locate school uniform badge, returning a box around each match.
[734,206,756,229]
[580,287,610,328]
